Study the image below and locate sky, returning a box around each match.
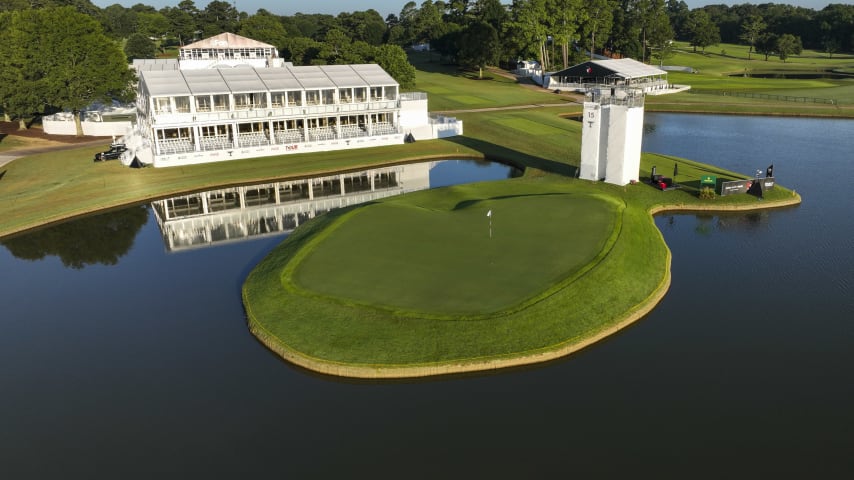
[92,0,838,17]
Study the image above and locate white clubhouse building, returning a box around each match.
[121,33,461,167]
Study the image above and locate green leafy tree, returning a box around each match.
[37,7,136,136]
[124,32,157,60]
[685,9,719,53]
[458,20,500,79]
[665,0,689,40]
[199,0,240,37]
[607,0,642,59]
[372,44,416,89]
[1,9,49,129]
[816,4,854,54]
[136,11,171,39]
[337,10,387,46]
[755,32,778,61]
[100,4,138,39]
[644,0,674,65]
[776,33,802,62]
[282,36,322,65]
[509,0,550,71]
[160,5,196,44]
[579,0,615,60]
[318,28,351,63]
[428,20,463,62]
[547,0,584,70]
[238,11,287,49]
[472,0,509,31]
[281,13,336,40]
[0,0,31,12]
[1,205,149,269]
[739,15,766,60]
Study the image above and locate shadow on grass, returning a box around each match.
[0,170,5,181]
[445,136,578,178]
[408,52,510,82]
[453,192,571,211]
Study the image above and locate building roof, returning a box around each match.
[139,64,399,97]
[133,58,179,71]
[182,32,277,51]
[553,58,667,79]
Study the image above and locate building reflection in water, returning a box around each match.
[152,162,435,252]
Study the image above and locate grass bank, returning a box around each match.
[242,177,665,377]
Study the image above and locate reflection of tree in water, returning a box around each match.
[643,123,657,135]
[2,206,148,269]
[716,212,767,232]
[470,158,523,179]
[694,214,714,236]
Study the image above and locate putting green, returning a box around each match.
[291,193,619,316]
[242,178,675,377]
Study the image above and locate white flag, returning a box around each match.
[486,210,492,217]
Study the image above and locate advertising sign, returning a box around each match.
[720,177,775,196]
[700,175,717,187]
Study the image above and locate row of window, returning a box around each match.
[180,48,277,60]
[151,87,396,114]
[155,113,395,141]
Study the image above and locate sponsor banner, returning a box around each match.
[720,177,775,196]
[700,175,717,187]
[720,179,752,196]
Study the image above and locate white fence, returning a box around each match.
[42,111,133,136]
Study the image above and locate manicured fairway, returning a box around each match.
[291,188,620,316]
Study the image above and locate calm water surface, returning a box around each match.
[2,119,854,477]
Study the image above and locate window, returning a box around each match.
[321,89,334,105]
[354,87,367,102]
[213,94,229,111]
[196,96,211,112]
[174,96,191,113]
[154,97,171,114]
[270,92,286,107]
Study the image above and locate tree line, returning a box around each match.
[1,0,852,132]
[75,0,854,72]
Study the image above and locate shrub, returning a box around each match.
[699,186,716,199]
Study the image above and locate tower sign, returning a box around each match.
[579,88,645,186]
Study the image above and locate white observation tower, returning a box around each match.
[579,87,645,186]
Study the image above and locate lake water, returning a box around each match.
[2,116,854,477]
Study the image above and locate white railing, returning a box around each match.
[151,100,401,126]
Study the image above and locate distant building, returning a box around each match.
[547,58,670,94]
[116,33,462,167]
[178,32,280,70]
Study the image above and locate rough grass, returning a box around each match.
[408,51,573,111]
